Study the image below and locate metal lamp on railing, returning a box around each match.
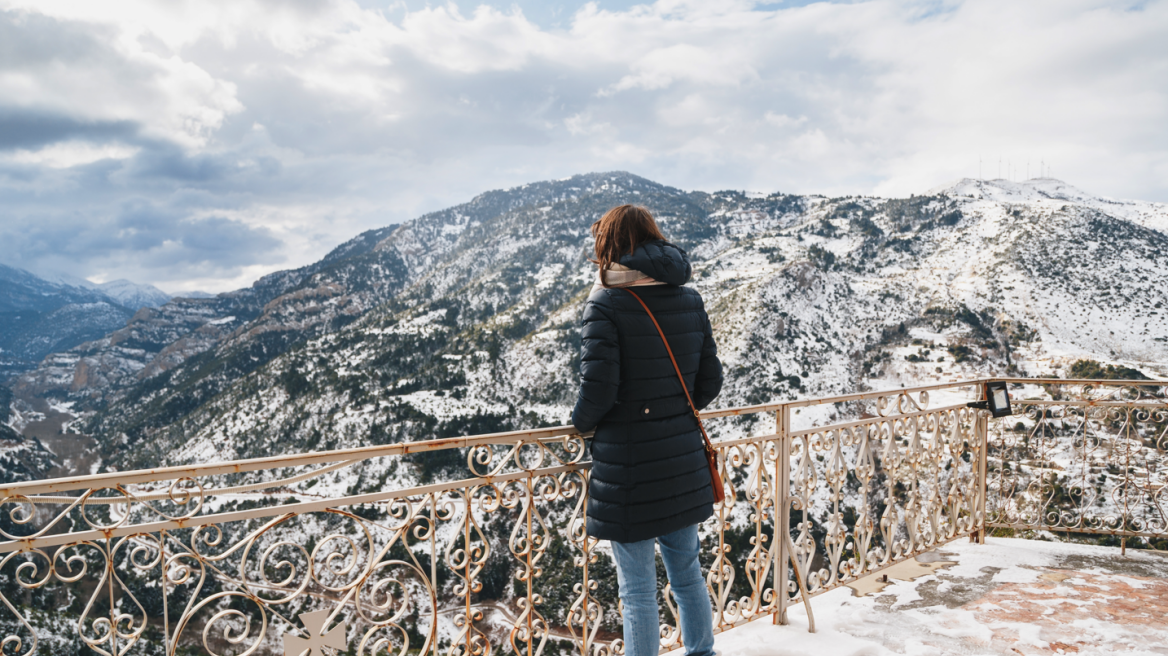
[967,380,1012,417]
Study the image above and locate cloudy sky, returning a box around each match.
[1,0,1165,294]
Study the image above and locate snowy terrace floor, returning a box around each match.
[714,538,1168,656]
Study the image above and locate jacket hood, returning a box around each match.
[617,239,692,286]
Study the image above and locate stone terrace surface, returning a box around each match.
[714,538,1168,656]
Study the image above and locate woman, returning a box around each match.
[571,204,723,656]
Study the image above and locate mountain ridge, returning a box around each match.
[0,263,135,376]
[7,172,1166,476]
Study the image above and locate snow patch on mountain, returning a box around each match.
[96,279,171,309]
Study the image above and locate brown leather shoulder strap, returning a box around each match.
[621,288,714,452]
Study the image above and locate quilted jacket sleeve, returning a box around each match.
[571,293,621,433]
[693,305,723,411]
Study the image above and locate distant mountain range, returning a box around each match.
[6,172,1168,478]
[0,265,173,378]
[31,270,174,310]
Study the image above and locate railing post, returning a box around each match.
[430,492,439,656]
[162,528,171,655]
[977,411,989,544]
[773,405,791,625]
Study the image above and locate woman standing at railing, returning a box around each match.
[572,205,724,656]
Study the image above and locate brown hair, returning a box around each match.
[591,205,666,286]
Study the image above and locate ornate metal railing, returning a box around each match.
[0,378,1158,656]
[986,378,1168,548]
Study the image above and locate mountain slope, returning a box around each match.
[0,386,55,484]
[0,264,135,376]
[13,222,407,404]
[12,174,1168,473]
[62,174,727,465]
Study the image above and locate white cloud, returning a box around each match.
[564,112,606,135]
[764,112,807,129]
[0,4,243,148]
[605,43,760,93]
[391,4,557,73]
[1,0,1166,291]
[8,141,139,168]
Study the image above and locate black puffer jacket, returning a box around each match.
[571,240,723,543]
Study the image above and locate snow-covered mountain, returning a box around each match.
[11,173,1168,473]
[0,264,135,377]
[95,279,171,310]
[4,173,1163,653]
[932,177,1168,233]
[0,265,174,379]
[31,271,172,309]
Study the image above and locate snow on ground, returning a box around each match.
[714,538,1168,656]
[381,307,449,336]
[534,262,567,290]
[396,388,511,420]
[46,398,75,414]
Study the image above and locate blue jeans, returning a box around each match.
[610,524,715,656]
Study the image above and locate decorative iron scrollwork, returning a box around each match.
[4,382,1157,655]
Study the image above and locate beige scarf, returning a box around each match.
[591,263,667,293]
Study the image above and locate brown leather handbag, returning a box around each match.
[622,288,726,504]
